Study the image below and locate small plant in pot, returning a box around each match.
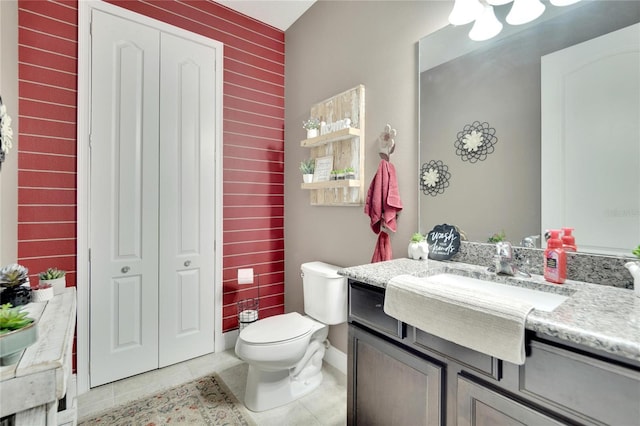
[300,158,315,183]
[408,233,429,260]
[0,303,37,365]
[344,167,356,180]
[32,283,54,303]
[38,267,66,295]
[302,118,321,139]
[0,264,31,307]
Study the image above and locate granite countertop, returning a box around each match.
[339,258,640,363]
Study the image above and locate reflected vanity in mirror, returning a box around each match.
[418,1,640,256]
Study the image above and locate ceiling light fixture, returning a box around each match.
[469,4,503,41]
[449,0,581,41]
[506,0,546,25]
[448,0,484,26]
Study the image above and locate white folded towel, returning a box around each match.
[384,274,534,365]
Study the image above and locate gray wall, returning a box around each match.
[284,1,450,354]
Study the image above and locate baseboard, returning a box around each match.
[324,345,347,375]
[220,329,239,351]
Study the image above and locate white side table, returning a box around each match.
[0,288,77,425]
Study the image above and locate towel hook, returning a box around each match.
[378,124,396,161]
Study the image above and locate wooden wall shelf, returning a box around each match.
[301,85,365,206]
[301,179,361,190]
[300,128,361,148]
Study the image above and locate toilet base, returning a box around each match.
[243,364,323,412]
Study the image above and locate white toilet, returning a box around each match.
[235,261,347,412]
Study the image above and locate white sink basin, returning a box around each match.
[426,273,570,312]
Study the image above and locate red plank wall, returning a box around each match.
[17,0,285,335]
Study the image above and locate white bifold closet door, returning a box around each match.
[89,9,216,387]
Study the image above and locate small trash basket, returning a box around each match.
[237,298,259,331]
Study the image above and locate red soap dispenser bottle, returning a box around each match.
[561,227,577,252]
[544,230,566,284]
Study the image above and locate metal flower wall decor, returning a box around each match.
[454,121,497,163]
[420,160,451,197]
[0,96,14,171]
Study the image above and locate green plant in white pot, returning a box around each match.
[38,267,66,295]
[408,233,429,261]
[300,158,315,183]
[302,118,320,139]
[0,303,37,365]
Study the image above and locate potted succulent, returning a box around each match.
[408,233,429,260]
[0,264,31,307]
[38,267,66,295]
[300,158,315,183]
[336,168,346,180]
[31,283,54,303]
[303,118,321,139]
[345,167,356,180]
[624,245,640,298]
[330,170,338,181]
[487,230,506,243]
[0,303,37,365]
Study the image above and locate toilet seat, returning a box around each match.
[240,312,316,345]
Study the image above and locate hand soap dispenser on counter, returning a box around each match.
[544,230,566,284]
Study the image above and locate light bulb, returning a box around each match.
[506,0,546,25]
[469,4,503,41]
[449,0,484,26]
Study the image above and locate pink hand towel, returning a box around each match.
[365,160,403,262]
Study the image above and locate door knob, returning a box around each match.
[121,266,130,273]
[184,260,191,267]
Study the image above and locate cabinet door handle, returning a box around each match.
[121,266,130,273]
[375,303,382,308]
[184,260,191,267]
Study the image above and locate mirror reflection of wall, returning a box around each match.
[418,1,640,255]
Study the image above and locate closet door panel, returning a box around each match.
[89,9,160,387]
[158,32,217,367]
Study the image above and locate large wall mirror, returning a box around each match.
[418,1,639,256]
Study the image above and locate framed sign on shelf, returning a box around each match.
[313,156,333,182]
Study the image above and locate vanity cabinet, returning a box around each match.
[457,375,564,426]
[347,279,640,426]
[349,326,443,426]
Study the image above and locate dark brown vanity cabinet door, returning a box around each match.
[457,376,565,426]
[348,325,443,426]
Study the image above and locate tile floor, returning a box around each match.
[77,349,347,425]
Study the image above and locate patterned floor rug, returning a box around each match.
[79,374,255,425]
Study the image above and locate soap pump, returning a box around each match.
[544,229,566,284]
[561,227,577,252]
[625,262,640,298]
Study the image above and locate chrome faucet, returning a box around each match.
[488,241,532,277]
[520,235,540,248]
[493,241,518,276]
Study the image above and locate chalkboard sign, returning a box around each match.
[427,224,461,260]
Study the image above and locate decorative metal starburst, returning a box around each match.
[420,160,451,197]
[454,121,497,163]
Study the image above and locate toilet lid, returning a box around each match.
[240,312,315,344]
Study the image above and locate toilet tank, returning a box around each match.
[301,261,347,325]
